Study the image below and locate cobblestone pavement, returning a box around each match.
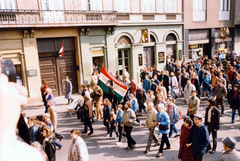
[24,94,240,161]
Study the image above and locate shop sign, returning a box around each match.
[138,54,143,66]
[92,50,104,55]
[189,44,198,49]
[27,69,37,77]
[158,52,164,63]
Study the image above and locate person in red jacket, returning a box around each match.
[129,78,137,96]
[178,116,194,161]
[40,79,48,113]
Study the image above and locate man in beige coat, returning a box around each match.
[187,90,200,121]
[144,102,160,154]
[68,129,89,161]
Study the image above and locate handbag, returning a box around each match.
[158,117,169,130]
[159,124,169,130]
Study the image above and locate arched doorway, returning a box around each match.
[166,33,177,60]
[117,36,131,76]
[143,34,156,69]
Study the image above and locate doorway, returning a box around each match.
[37,38,78,96]
[143,47,155,69]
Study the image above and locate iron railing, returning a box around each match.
[0,9,118,27]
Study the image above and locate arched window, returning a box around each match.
[117,36,131,45]
[166,33,177,41]
[150,35,156,42]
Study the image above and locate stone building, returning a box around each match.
[0,0,183,102]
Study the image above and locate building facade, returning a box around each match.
[184,0,236,60]
[0,0,183,102]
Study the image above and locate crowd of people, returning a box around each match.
[1,51,240,161]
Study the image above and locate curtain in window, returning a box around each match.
[165,0,176,13]
[42,0,63,10]
[81,0,89,10]
[141,0,155,13]
[90,0,102,10]
[115,0,130,12]
[0,0,16,9]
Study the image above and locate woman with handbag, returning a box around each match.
[157,103,170,158]
[42,126,56,161]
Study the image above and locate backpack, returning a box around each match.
[173,105,182,121]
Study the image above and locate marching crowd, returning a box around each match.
[5,51,240,161]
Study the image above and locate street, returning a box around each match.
[24,94,240,161]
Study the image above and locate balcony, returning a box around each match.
[0,9,119,28]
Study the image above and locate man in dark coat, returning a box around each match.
[204,98,220,154]
[187,114,209,161]
[104,86,118,113]
[82,95,93,135]
[136,86,147,116]
[64,76,73,105]
[158,70,169,93]
[229,84,240,123]
[191,73,201,98]
[198,67,205,86]
[214,79,227,115]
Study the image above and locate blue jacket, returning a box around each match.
[188,123,209,155]
[167,104,180,125]
[29,126,38,143]
[195,63,201,70]
[115,110,123,124]
[202,76,211,91]
[158,111,170,134]
[143,79,151,92]
[103,106,111,120]
[130,98,139,113]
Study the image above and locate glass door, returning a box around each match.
[118,49,130,76]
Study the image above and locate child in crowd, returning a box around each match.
[147,90,155,104]
[109,109,118,139]
[28,118,38,143]
[114,104,123,146]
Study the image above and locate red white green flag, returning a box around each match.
[97,66,128,102]
[58,41,64,57]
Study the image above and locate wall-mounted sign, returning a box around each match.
[27,69,37,77]
[179,50,182,60]
[189,44,198,49]
[158,52,164,63]
[92,50,104,55]
[138,54,143,66]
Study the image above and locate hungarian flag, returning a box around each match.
[97,67,128,102]
[58,41,64,57]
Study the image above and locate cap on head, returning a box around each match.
[194,114,203,120]
[222,136,236,149]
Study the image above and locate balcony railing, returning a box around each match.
[0,9,119,27]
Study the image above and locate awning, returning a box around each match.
[189,39,209,45]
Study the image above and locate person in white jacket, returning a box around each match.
[68,129,89,161]
[169,72,178,98]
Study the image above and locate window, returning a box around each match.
[42,0,63,10]
[90,0,102,10]
[193,0,206,21]
[81,0,90,10]
[0,0,16,9]
[219,0,230,21]
[141,0,155,13]
[165,0,177,13]
[115,0,130,12]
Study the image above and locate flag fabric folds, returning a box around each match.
[97,67,128,102]
[58,41,64,57]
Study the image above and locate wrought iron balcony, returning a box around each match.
[0,9,119,27]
